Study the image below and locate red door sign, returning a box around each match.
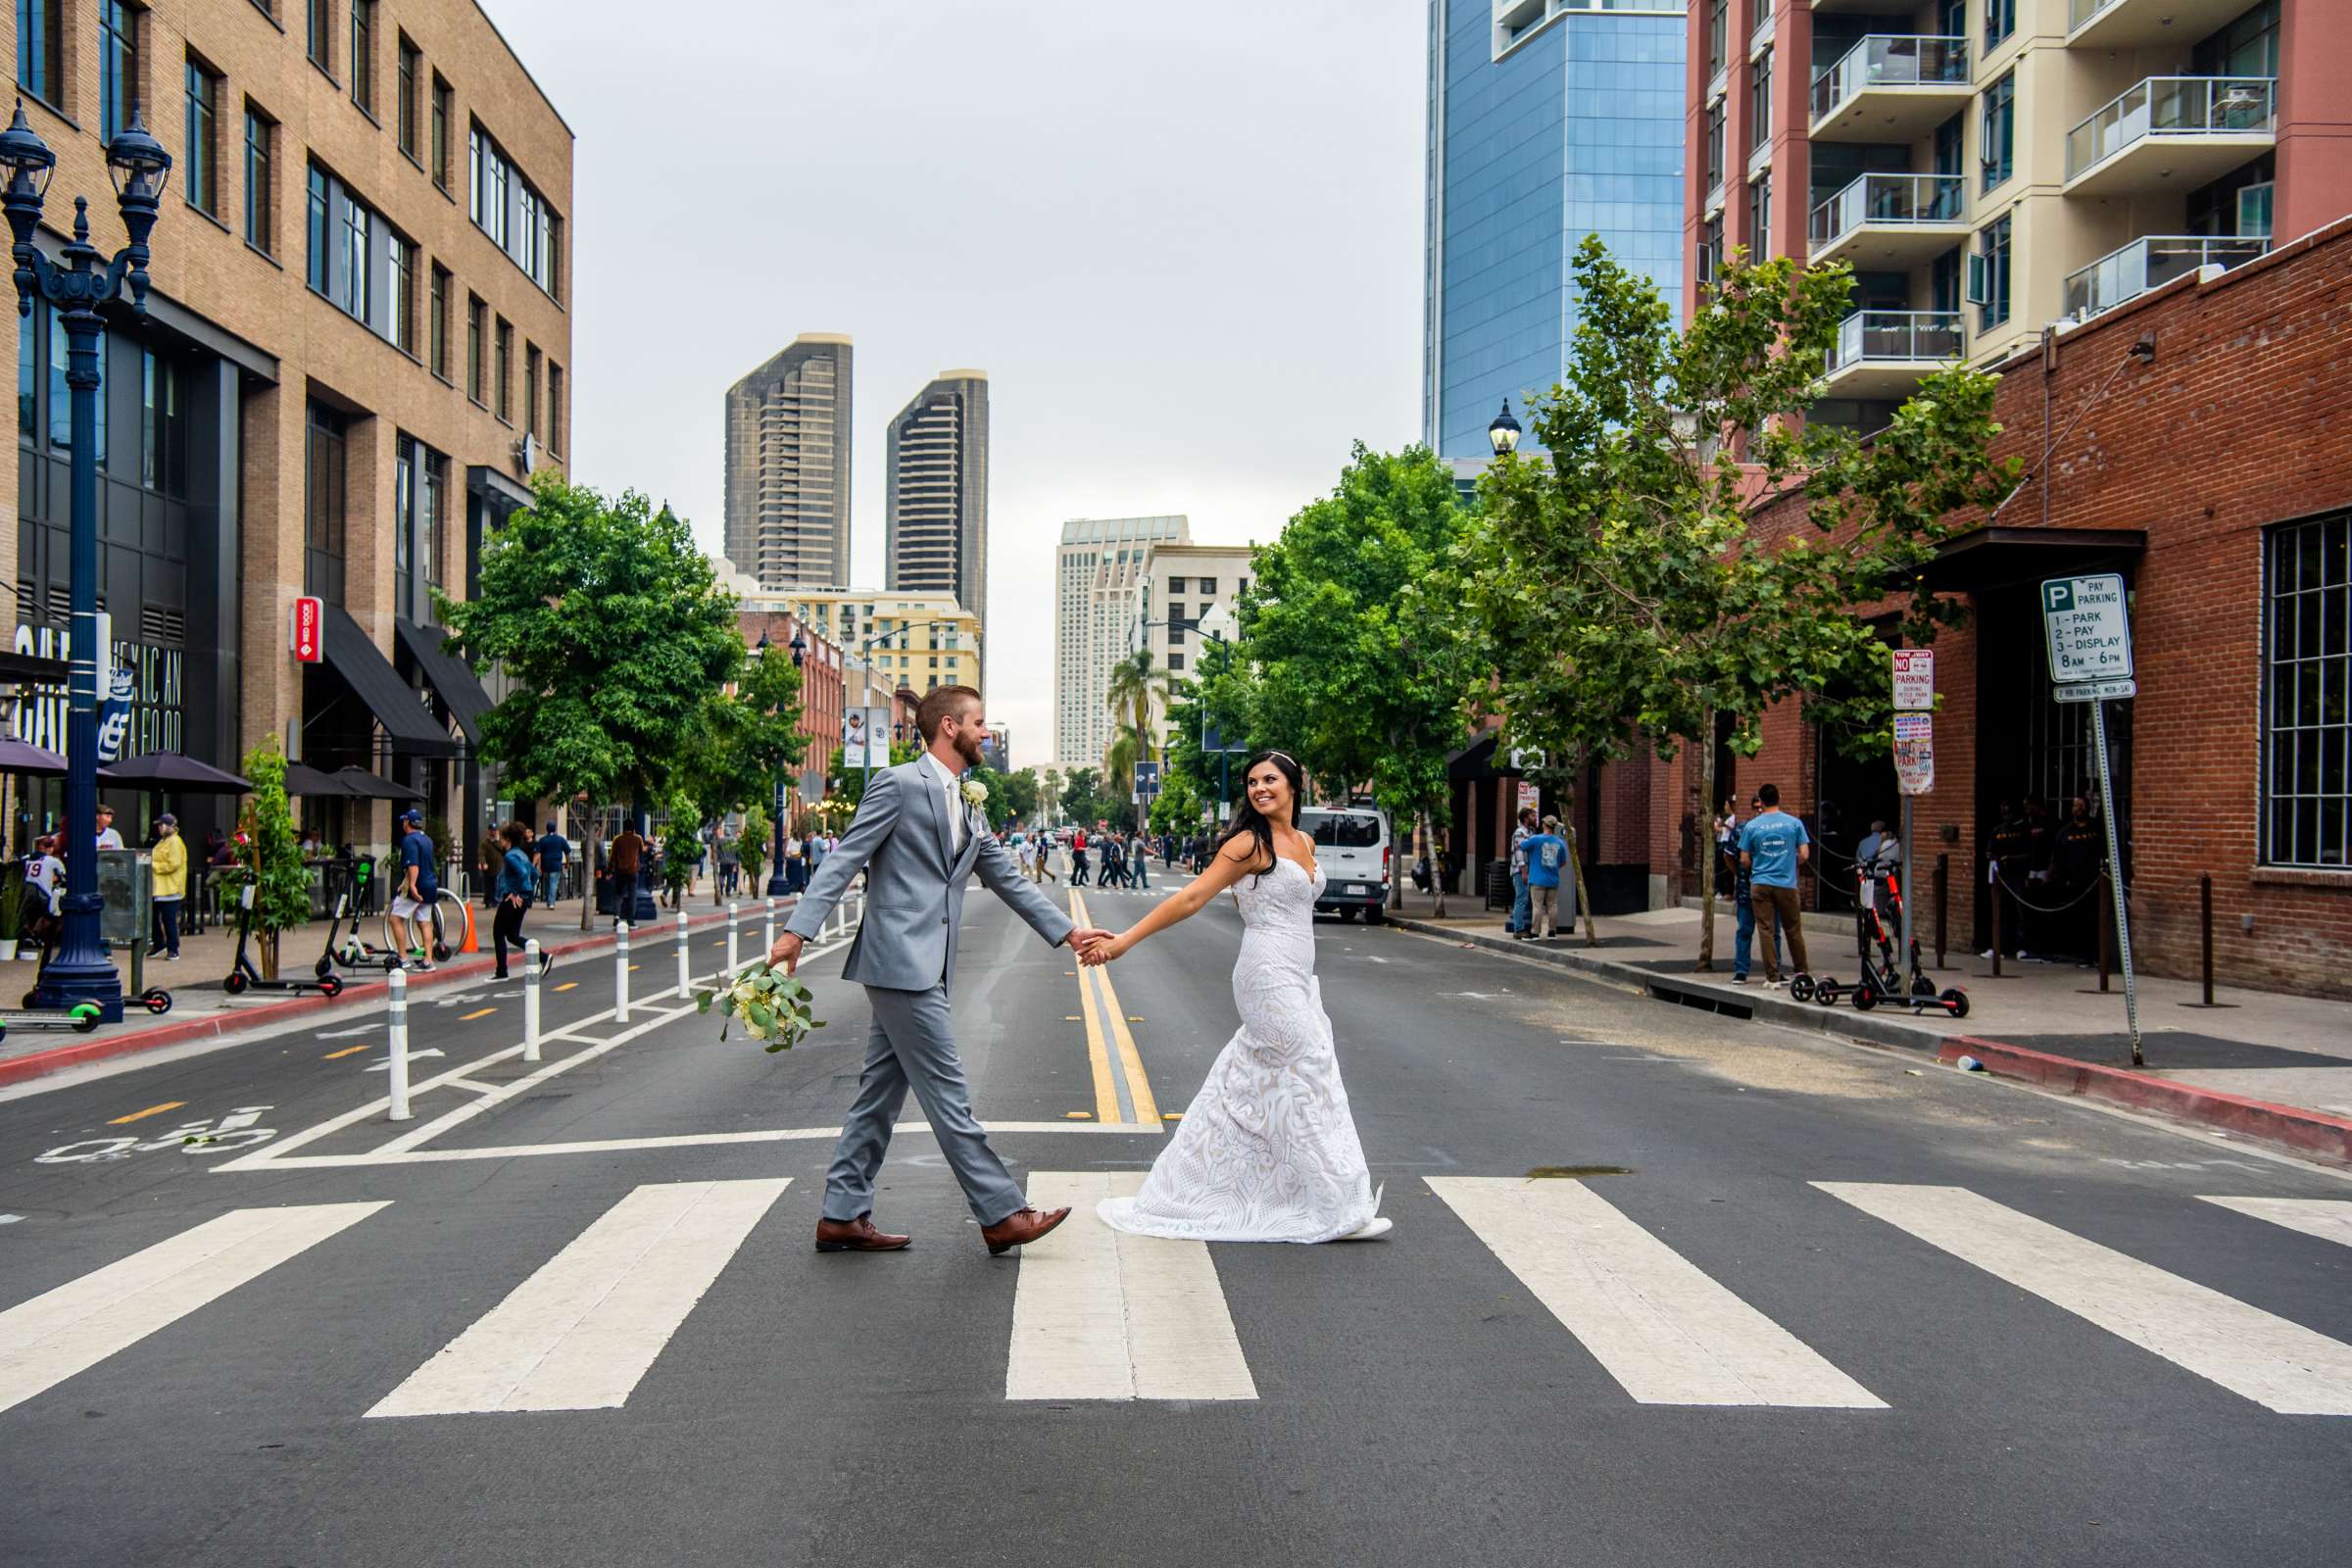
[291,596,324,662]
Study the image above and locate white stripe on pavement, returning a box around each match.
[1820,1183,2352,1416]
[1006,1171,1255,1402]
[0,1202,389,1415]
[1430,1177,1884,1408]
[368,1179,788,1417]
[2199,1196,2352,1250]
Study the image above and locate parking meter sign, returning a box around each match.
[2041,573,2133,685]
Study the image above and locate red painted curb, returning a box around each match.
[0,902,783,1090]
[1938,1035,2352,1165]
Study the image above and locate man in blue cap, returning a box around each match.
[390,808,440,971]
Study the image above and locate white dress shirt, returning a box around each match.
[919,752,966,856]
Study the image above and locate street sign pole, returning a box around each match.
[2090,699,2142,1066]
[1899,794,1914,974]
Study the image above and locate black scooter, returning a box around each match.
[223,881,342,998]
[1797,858,1968,1017]
[316,858,398,978]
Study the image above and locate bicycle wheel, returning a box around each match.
[431,891,466,960]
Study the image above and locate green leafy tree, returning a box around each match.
[1246,443,1484,913]
[1059,766,1109,830]
[1148,770,1202,836]
[677,643,807,827]
[235,738,309,978]
[435,473,746,853]
[997,766,1041,826]
[659,798,703,904]
[1104,650,1172,762]
[1470,238,2017,964]
[739,803,770,892]
[1166,633,1262,823]
[1102,725,1144,823]
[1035,767,1063,826]
[829,740,919,813]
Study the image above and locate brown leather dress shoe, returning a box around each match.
[981,1206,1071,1255]
[814,1215,911,1253]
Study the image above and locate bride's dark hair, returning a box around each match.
[1214,750,1305,883]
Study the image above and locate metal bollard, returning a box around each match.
[387,967,413,1122]
[763,895,776,956]
[616,920,631,1024]
[523,939,542,1063]
[728,902,740,975]
[1934,854,1948,970]
[2200,873,2215,1006]
[676,909,691,999]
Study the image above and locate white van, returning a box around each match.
[1299,807,1390,922]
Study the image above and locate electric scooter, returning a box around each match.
[222,881,343,998]
[316,858,398,978]
[1801,858,1968,1017]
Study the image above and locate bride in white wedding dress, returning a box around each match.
[1078,751,1390,1244]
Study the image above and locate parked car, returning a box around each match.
[1300,807,1390,922]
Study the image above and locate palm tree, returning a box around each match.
[1103,649,1173,764]
[1102,723,1142,800]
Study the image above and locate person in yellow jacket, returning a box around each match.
[150,813,188,960]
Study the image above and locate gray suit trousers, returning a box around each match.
[824,981,1023,1227]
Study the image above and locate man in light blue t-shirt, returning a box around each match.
[1737,783,1810,986]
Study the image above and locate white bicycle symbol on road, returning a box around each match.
[34,1106,278,1164]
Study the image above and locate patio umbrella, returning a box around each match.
[282,762,353,797]
[0,738,69,776]
[332,766,424,802]
[98,753,253,792]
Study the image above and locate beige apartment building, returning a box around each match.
[1128,540,1254,753]
[1692,0,2343,423]
[743,583,982,701]
[4,0,571,853]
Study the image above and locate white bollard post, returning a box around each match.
[763,895,776,956]
[387,967,413,1122]
[615,921,631,1024]
[728,903,740,975]
[676,908,691,999]
[522,939,542,1063]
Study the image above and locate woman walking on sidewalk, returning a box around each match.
[490,820,541,980]
[149,814,187,960]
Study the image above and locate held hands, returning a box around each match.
[767,931,804,975]
[1072,927,1127,966]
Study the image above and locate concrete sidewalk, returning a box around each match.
[1384,886,2352,1164]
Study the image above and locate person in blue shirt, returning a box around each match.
[1736,783,1810,987]
[491,819,546,980]
[1731,791,1784,985]
[390,808,439,972]
[535,820,568,906]
[1522,817,1568,939]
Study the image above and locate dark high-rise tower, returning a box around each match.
[885,369,990,663]
[724,334,853,587]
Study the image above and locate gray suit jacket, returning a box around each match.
[785,759,1075,993]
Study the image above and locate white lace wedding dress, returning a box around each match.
[1099,857,1384,1244]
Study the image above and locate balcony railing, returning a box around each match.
[2062,233,2270,318]
[1827,310,1963,373]
[1809,35,1967,124]
[2066,76,2276,181]
[1808,172,1966,253]
[2069,0,2118,22]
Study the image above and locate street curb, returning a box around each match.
[0,901,783,1090]
[1387,915,2352,1167]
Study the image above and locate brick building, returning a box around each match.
[4,0,571,854]
[1615,216,2352,996]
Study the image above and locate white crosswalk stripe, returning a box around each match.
[2199,1196,2352,1250]
[0,1202,388,1416]
[1006,1172,1256,1401]
[368,1179,789,1417]
[1819,1183,2352,1416]
[1430,1176,1884,1408]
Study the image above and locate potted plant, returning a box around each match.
[0,860,22,960]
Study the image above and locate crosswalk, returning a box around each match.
[4,1181,2348,1423]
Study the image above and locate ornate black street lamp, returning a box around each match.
[758,628,804,897]
[3,105,171,1022]
[1489,398,1522,458]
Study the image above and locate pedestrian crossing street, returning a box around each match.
[4,1179,2349,1422]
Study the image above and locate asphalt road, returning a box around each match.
[3,869,2349,1567]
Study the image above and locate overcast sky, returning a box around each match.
[484,0,1427,768]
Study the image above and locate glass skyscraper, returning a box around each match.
[1424,0,1687,460]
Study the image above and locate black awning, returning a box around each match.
[1447,731,1524,782]
[1925,525,2147,595]
[0,649,71,685]
[396,617,493,745]
[320,604,460,757]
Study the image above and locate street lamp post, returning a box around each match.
[1489,399,1521,459]
[771,630,805,897]
[850,618,956,799]
[3,106,172,1023]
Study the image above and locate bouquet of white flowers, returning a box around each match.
[695,961,826,1053]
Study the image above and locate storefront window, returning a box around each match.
[2265,514,2351,866]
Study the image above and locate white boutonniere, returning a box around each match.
[961,779,989,808]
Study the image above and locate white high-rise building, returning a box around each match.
[1127,541,1257,753]
[1055,515,1189,770]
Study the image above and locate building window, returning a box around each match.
[337,184,371,319]
[139,349,183,496]
[243,106,273,253]
[493,316,512,421]
[1970,214,2012,331]
[395,432,414,601]
[1168,652,1185,671]
[2265,514,2351,866]
[1706,0,1727,77]
[1198,577,1218,595]
[1167,576,1187,594]
[349,0,373,115]
[18,0,62,106]
[389,235,416,356]
[1747,172,1771,262]
[1749,48,1772,155]
[1982,72,2015,193]
[430,74,451,189]
[1704,99,1725,194]
[308,0,331,74]
[1697,213,1724,284]
[304,399,349,605]
[396,34,418,157]
[523,343,540,439]
[547,361,563,453]
[305,165,328,292]
[466,293,484,402]
[97,0,136,145]
[422,446,447,589]
[428,263,450,379]
[183,58,220,217]
[1985,0,2015,51]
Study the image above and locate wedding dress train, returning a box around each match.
[1099,857,1385,1244]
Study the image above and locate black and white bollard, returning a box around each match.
[727,903,740,976]
[387,967,413,1122]
[675,909,691,999]
[522,939,542,1063]
[615,920,631,1024]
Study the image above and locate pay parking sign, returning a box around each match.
[2041,574,2133,685]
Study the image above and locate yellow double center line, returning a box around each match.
[1069,890,1158,1126]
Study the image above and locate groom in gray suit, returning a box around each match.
[768,685,1111,1255]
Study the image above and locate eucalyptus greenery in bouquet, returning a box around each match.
[696,961,826,1053]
